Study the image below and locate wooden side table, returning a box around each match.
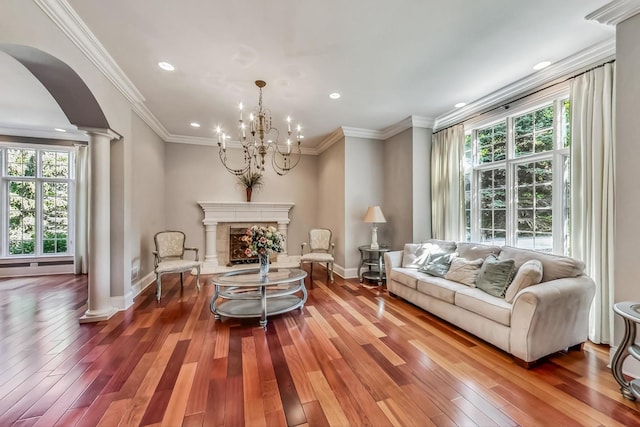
[358,245,390,285]
[611,301,640,400]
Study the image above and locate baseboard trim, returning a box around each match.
[132,271,155,299]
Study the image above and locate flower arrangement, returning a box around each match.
[242,225,285,256]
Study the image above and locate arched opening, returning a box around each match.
[0,44,119,322]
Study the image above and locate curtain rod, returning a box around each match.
[434,59,616,134]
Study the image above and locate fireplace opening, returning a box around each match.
[228,227,257,266]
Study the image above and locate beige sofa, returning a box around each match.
[384,240,596,366]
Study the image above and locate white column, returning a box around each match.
[202,221,219,273]
[277,221,290,256]
[79,129,119,323]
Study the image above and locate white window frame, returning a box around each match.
[0,142,76,258]
[464,86,570,255]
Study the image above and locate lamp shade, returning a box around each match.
[364,206,386,223]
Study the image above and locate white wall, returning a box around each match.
[163,143,318,259]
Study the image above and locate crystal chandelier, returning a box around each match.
[216,80,303,176]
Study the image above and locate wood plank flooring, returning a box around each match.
[1,271,639,426]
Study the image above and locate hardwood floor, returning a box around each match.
[1,271,639,427]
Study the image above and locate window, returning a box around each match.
[1,144,75,257]
[464,98,570,254]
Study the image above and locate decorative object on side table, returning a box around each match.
[363,206,386,249]
[241,225,285,280]
[237,171,263,202]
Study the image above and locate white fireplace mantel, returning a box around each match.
[198,201,295,273]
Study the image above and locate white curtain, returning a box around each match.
[74,144,89,274]
[570,62,615,344]
[431,124,465,241]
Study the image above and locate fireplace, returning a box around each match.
[198,201,295,273]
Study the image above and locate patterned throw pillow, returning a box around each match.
[419,252,456,277]
[476,254,516,298]
[444,257,484,286]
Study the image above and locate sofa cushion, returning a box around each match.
[498,246,584,282]
[389,268,426,289]
[419,252,456,277]
[455,242,501,261]
[417,276,468,304]
[455,288,512,327]
[401,239,457,268]
[504,259,544,303]
[444,257,484,286]
[476,254,516,298]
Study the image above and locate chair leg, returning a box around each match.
[195,265,201,292]
[310,262,314,281]
[329,262,334,283]
[180,272,184,289]
[156,274,162,301]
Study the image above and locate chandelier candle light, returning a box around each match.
[217,80,303,176]
[364,206,386,250]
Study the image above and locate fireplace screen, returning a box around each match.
[228,227,257,265]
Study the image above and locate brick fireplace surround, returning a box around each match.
[197,202,297,274]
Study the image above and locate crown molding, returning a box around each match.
[315,128,345,154]
[34,0,145,105]
[165,133,317,155]
[342,126,383,140]
[586,0,640,26]
[131,102,170,140]
[433,37,616,131]
[0,125,88,141]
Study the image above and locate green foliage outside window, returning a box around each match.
[5,148,72,256]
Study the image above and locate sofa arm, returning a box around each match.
[510,275,596,363]
[384,251,403,282]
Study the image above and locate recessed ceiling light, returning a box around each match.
[329,92,341,99]
[158,61,175,71]
[54,128,67,132]
[533,61,551,71]
[190,122,200,128]
[454,102,467,108]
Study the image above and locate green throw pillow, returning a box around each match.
[419,252,454,277]
[476,254,516,298]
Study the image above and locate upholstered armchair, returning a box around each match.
[300,228,335,283]
[153,231,201,301]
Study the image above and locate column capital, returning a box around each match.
[79,127,122,141]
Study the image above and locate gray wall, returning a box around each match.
[412,126,432,243]
[345,136,385,270]
[318,139,346,267]
[163,143,318,259]
[131,113,166,280]
[614,14,640,344]
[383,128,414,249]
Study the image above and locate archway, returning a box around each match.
[0,44,119,322]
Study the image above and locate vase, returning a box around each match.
[258,252,269,280]
[246,187,252,202]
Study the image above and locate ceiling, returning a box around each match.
[1,0,616,149]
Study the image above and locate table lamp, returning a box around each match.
[364,206,386,249]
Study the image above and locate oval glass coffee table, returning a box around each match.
[209,268,307,328]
